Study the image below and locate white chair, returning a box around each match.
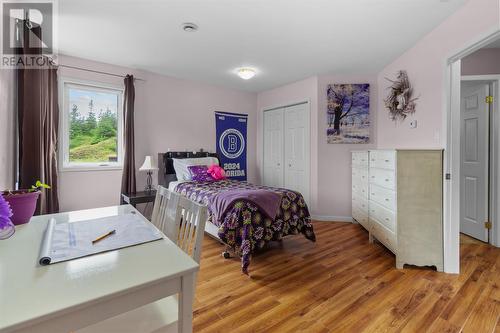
[77,189,208,333]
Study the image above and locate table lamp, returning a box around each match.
[139,156,158,193]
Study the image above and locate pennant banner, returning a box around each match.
[215,111,248,181]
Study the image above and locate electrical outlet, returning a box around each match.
[409,120,417,129]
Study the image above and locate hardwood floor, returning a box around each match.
[193,221,500,333]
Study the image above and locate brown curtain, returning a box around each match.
[121,75,136,194]
[17,20,59,214]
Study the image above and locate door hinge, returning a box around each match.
[485,221,492,229]
[486,96,494,104]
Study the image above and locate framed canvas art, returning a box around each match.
[327,83,370,144]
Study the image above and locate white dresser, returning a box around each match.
[352,149,444,271]
[351,151,369,231]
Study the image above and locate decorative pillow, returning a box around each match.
[172,157,219,180]
[187,165,213,182]
[208,164,226,180]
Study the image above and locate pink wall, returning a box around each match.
[58,55,257,212]
[134,70,257,192]
[376,0,500,149]
[317,74,377,218]
[256,74,377,220]
[0,69,16,190]
[462,48,500,75]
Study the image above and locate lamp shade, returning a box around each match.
[139,156,158,171]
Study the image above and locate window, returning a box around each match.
[60,79,123,170]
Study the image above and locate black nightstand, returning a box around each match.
[121,190,157,208]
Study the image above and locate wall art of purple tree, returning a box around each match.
[327,83,370,144]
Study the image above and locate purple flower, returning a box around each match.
[0,194,14,239]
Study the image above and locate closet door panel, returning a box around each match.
[263,109,284,187]
[284,103,310,203]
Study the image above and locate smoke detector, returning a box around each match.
[181,23,198,32]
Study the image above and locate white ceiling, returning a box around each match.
[58,0,467,92]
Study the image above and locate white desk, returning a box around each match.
[0,205,198,333]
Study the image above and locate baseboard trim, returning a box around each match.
[310,215,353,223]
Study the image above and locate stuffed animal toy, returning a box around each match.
[207,164,226,180]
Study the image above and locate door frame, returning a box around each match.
[261,100,311,204]
[459,77,499,243]
[445,28,500,273]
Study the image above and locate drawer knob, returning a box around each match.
[385,218,390,221]
[385,179,389,182]
[385,159,390,162]
[385,198,389,202]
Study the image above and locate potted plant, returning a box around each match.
[2,181,51,225]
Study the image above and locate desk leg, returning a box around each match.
[178,273,194,333]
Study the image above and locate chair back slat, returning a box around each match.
[151,186,172,234]
[151,187,207,264]
[176,195,207,263]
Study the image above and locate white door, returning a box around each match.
[284,103,310,204]
[263,108,284,188]
[460,82,490,242]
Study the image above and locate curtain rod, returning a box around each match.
[58,64,146,82]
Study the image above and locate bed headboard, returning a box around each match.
[158,151,219,188]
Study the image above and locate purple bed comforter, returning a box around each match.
[175,180,316,273]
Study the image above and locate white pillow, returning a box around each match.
[172,157,219,181]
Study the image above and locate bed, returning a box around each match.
[158,151,316,274]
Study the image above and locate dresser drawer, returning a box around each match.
[352,195,369,213]
[352,151,369,167]
[368,200,396,232]
[353,212,370,231]
[369,167,395,190]
[370,150,396,170]
[352,180,368,198]
[370,218,397,253]
[353,207,369,230]
[352,167,369,183]
[369,184,396,211]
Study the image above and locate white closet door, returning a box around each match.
[284,103,310,204]
[460,82,489,242]
[263,108,284,188]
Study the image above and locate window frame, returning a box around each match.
[59,77,124,172]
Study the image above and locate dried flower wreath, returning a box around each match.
[384,70,419,121]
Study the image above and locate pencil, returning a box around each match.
[92,229,116,244]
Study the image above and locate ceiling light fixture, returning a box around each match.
[236,67,256,80]
[181,23,198,32]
